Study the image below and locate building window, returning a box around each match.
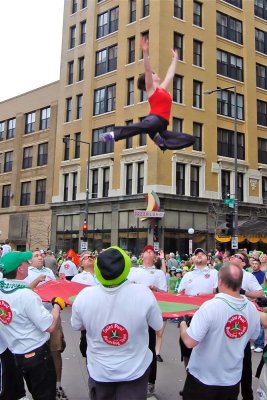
[127,78,134,106]
[139,117,147,146]
[94,84,116,115]
[258,138,267,164]
[69,25,76,49]
[35,179,46,205]
[63,135,70,160]
[255,0,267,20]
[173,117,183,132]
[126,164,133,195]
[217,49,243,81]
[216,12,242,44]
[176,163,185,195]
[193,1,202,27]
[103,167,109,197]
[66,98,72,122]
[217,89,244,120]
[95,45,117,76]
[255,28,267,55]
[193,80,202,108]
[190,166,199,197]
[75,133,81,158]
[2,185,11,208]
[129,0,136,23]
[142,0,149,18]
[92,170,98,198]
[140,31,149,58]
[82,0,87,8]
[6,118,15,139]
[140,89,148,102]
[71,0,77,14]
[40,107,51,130]
[63,174,69,201]
[237,173,244,201]
[68,61,74,85]
[262,176,267,203]
[78,57,84,81]
[217,128,245,160]
[72,172,78,200]
[20,182,31,206]
[125,120,133,149]
[92,126,114,156]
[174,0,183,19]
[128,37,135,64]
[257,100,267,126]
[80,21,86,44]
[193,122,202,151]
[0,121,4,141]
[96,7,119,39]
[22,146,33,169]
[4,151,13,172]
[221,170,231,199]
[173,75,183,103]
[76,94,83,119]
[256,63,267,89]
[193,40,202,67]
[223,0,242,7]
[137,162,144,193]
[174,32,183,60]
[37,142,48,166]
[25,112,35,134]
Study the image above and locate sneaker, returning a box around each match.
[251,345,255,350]
[99,132,114,142]
[147,383,155,397]
[156,354,164,362]
[56,386,69,399]
[153,133,166,150]
[254,347,263,353]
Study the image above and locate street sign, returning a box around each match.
[231,236,238,250]
[153,242,159,252]
[80,241,88,251]
[223,199,235,209]
[134,210,165,218]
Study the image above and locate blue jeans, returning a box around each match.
[254,327,264,349]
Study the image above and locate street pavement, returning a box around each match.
[27,307,262,399]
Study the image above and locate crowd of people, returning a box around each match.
[1,241,267,400]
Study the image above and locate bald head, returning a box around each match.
[219,263,243,292]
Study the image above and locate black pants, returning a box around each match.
[183,372,239,400]
[148,327,157,384]
[240,342,253,400]
[0,348,26,400]
[14,342,56,400]
[114,114,195,150]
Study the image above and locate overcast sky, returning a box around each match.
[0,0,65,102]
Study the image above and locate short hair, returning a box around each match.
[219,263,243,292]
[137,73,146,91]
[239,251,249,269]
[3,269,17,279]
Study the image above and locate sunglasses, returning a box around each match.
[80,255,94,261]
[231,254,244,261]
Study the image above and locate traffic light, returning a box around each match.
[82,220,88,239]
[225,213,234,236]
[153,225,159,242]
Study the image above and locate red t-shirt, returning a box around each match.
[148,87,172,123]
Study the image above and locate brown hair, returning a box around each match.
[219,263,243,292]
[137,73,146,91]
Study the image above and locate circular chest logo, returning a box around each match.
[64,264,70,270]
[0,300,12,325]
[225,314,248,339]
[204,274,210,279]
[101,323,128,346]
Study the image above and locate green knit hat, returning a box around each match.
[94,246,131,286]
[0,251,32,274]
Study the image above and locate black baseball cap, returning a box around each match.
[194,248,208,257]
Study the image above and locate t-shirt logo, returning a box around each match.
[0,300,12,325]
[101,323,128,346]
[225,314,248,339]
[64,264,70,270]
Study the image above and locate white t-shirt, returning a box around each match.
[178,266,218,296]
[0,332,7,354]
[187,293,260,386]
[71,271,97,286]
[1,244,11,256]
[59,260,78,277]
[127,266,167,292]
[0,281,52,354]
[242,270,263,292]
[71,280,163,382]
[23,266,56,287]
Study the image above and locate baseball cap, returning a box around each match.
[143,244,155,253]
[0,251,32,274]
[94,246,131,287]
[194,248,208,257]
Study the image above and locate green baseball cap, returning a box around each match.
[0,251,32,274]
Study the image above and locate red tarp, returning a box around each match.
[34,280,214,317]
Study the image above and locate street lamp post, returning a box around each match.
[62,137,91,250]
[204,86,238,250]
